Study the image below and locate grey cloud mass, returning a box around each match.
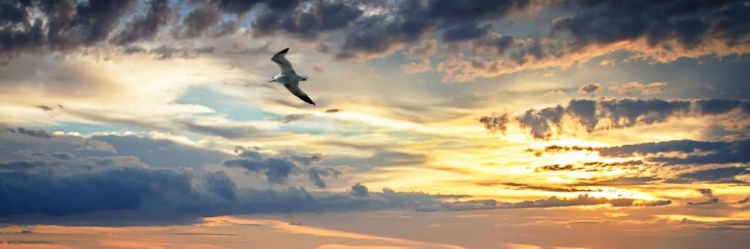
[481,98,750,140]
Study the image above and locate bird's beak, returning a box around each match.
[268,80,273,83]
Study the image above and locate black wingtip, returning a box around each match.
[276,47,289,55]
[299,95,316,105]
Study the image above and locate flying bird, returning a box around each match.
[269,47,315,105]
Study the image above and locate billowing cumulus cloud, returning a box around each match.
[481,98,750,139]
[351,183,369,197]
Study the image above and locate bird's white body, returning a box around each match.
[269,48,315,105]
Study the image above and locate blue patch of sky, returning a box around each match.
[175,85,279,121]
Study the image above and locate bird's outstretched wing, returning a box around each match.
[272,47,295,74]
[284,82,315,105]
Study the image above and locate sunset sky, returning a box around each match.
[1,0,749,248]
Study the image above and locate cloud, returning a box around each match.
[0,151,675,223]
[204,171,238,201]
[599,139,750,167]
[0,0,139,57]
[335,15,436,60]
[480,98,750,139]
[270,114,314,123]
[497,194,671,208]
[325,109,342,113]
[577,82,603,95]
[36,105,53,112]
[668,166,748,183]
[550,0,750,52]
[541,90,567,98]
[175,4,222,39]
[401,59,432,74]
[442,22,491,42]
[351,183,369,197]
[222,157,297,184]
[479,113,510,135]
[111,0,173,45]
[575,176,660,186]
[251,0,364,40]
[308,167,341,189]
[488,182,598,193]
[610,82,667,95]
[5,127,53,139]
[687,189,720,205]
[406,39,438,59]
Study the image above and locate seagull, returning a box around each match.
[269,47,315,105]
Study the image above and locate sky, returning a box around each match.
[1,0,749,248]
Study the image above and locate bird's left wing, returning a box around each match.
[283,83,315,105]
[272,47,296,74]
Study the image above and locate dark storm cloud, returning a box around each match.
[336,15,435,59]
[0,153,675,223]
[112,0,173,45]
[442,22,491,42]
[471,33,516,54]
[599,139,750,166]
[0,166,193,217]
[251,0,364,40]
[0,0,138,57]
[481,98,750,140]
[529,138,750,173]
[270,113,314,123]
[204,171,237,201]
[212,20,241,37]
[550,0,750,50]
[178,5,222,38]
[668,166,748,183]
[336,0,537,59]
[350,182,369,197]
[120,44,215,59]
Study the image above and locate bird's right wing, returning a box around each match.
[272,47,296,74]
[284,83,316,105]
